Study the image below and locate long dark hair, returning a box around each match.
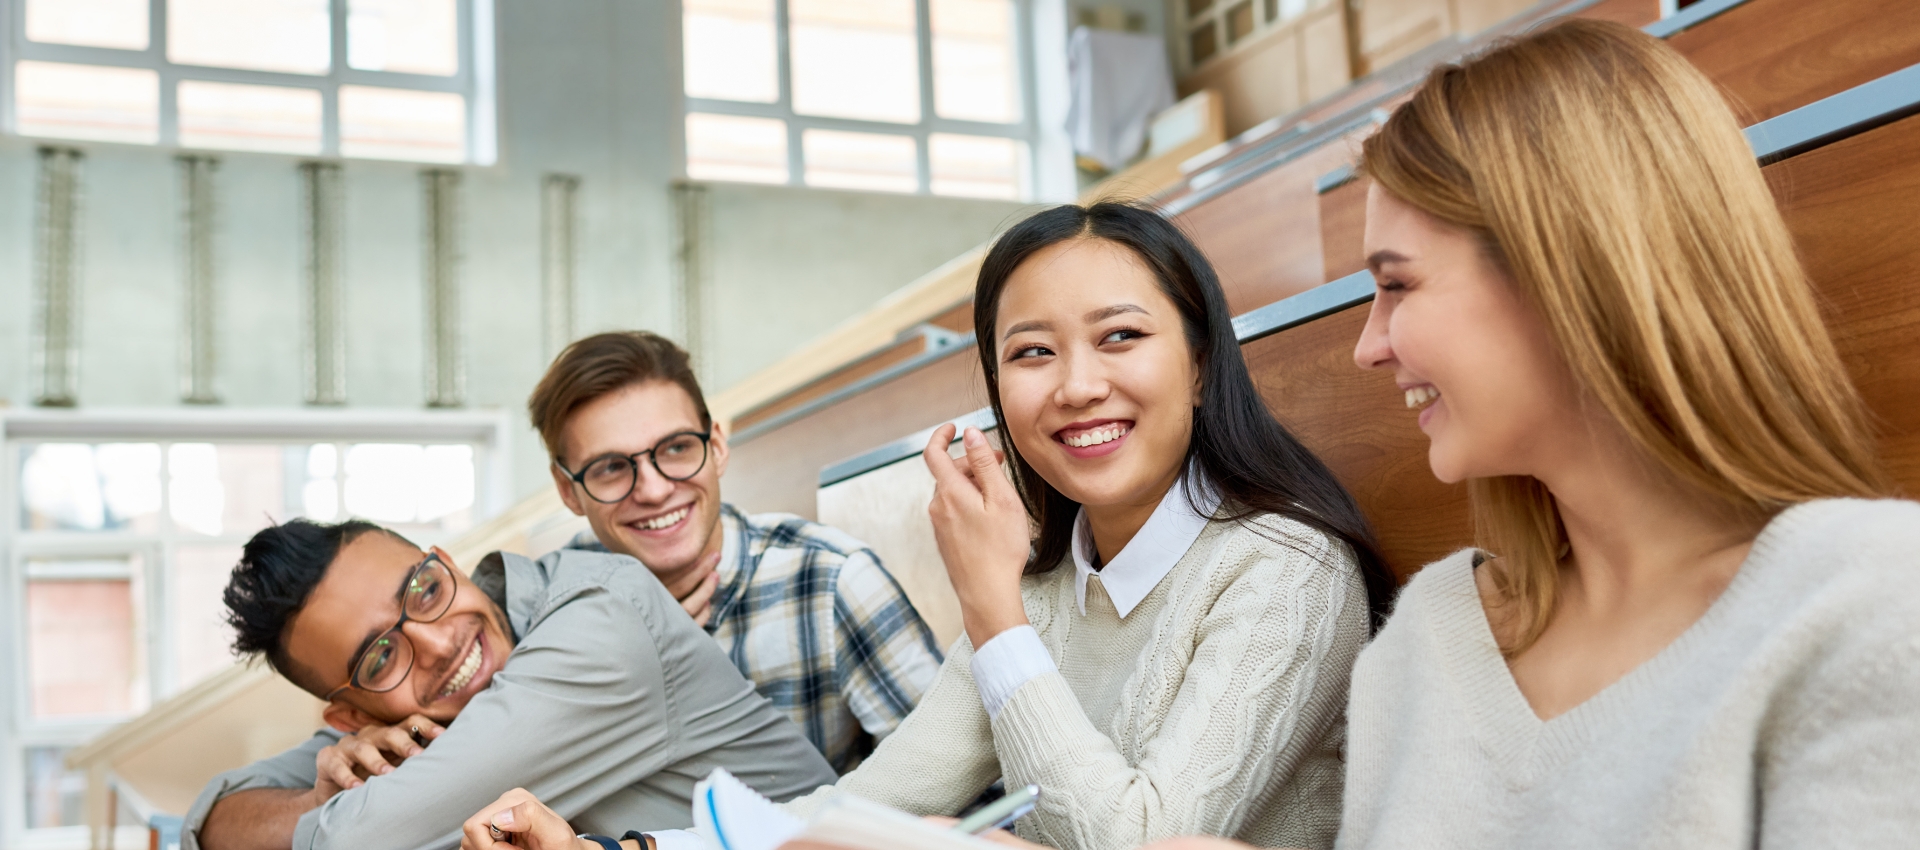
[973,202,1396,628]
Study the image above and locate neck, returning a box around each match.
[1083,466,1183,566]
[653,511,728,584]
[1533,425,1760,613]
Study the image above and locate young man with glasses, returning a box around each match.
[529,331,942,772]
[185,518,834,850]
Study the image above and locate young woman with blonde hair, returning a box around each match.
[1096,15,1919,850]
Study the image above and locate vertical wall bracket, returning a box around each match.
[671,181,711,382]
[422,169,465,408]
[33,147,83,408]
[179,155,221,405]
[541,174,580,359]
[301,162,347,406]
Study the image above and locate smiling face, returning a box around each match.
[993,237,1199,513]
[283,531,513,725]
[1353,185,1586,483]
[551,380,728,578]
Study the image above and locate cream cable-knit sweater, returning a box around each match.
[1339,498,1920,849]
[782,512,1369,850]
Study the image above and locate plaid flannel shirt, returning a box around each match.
[569,503,943,771]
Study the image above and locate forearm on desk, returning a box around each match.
[199,787,324,850]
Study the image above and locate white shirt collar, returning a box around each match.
[1070,469,1221,618]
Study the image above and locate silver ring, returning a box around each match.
[489,824,504,840]
[410,725,422,736]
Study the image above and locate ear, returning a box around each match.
[429,545,458,573]
[322,700,378,734]
[709,421,731,480]
[550,461,587,517]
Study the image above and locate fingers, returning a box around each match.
[318,748,365,792]
[362,725,425,761]
[401,714,446,743]
[463,789,535,850]
[961,428,1016,502]
[682,569,718,626]
[922,424,962,485]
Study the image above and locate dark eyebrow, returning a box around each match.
[1002,319,1050,340]
[1086,303,1147,323]
[1367,249,1410,271]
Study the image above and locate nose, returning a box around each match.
[1054,348,1111,409]
[627,456,678,506]
[1353,296,1394,371]
[401,619,459,670]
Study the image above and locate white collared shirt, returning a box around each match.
[971,471,1221,719]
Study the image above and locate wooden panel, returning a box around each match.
[1669,0,1920,123]
[1319,174,1372,281]
[1177,2,1352,137]
[1174,140,1358,315]
[1773,115,1920,492]
[725,349,990,520]
[733,335,929,432]
[1573,0,1659,28]
[927,300,975,333]
[1243,306,1470,579]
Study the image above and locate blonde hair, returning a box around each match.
[1360,19,1891,652]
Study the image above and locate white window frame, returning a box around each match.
[0,0,499,164]
[682,0,1043,196]
[0,407,510,848]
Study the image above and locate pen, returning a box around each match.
[952,785,1041,836]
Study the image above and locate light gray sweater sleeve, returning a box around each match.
[290,585,691,850]
[180,730,341,850]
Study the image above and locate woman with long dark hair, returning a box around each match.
[458,202,1394,850]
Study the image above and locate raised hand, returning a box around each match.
[312,714,444,799]
[921,424,1032,648]
[662,550,722,627]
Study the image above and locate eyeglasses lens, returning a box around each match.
[583,455,639,502]
[357,634,414,692]
[655,434,708,480]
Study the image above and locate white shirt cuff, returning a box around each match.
[644,829,704,850]
[969,625,1057,720]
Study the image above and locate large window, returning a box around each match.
[683,0,1034,199]
[0,411,507,847]
[3,0,495,163]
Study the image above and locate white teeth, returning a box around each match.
[639,506,689,530]
[442,640,482,697]
[1404,386,1441,409]
[1063,424,1130,448]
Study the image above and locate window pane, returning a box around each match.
[349,0,459,76]
[929,133,1023,199]
[167,444,287,537]
[178,81,323,154]
[684,0,778,102]
[174,545,243,689]
[169,0,332,75]
[25,747,85,829]
[25,0,148,50]
[21,443,162,532]
[13,61,159,144]
[339,85,467,162]
[27,563,146,719]
[931,0,1018,123]
[790,0,920,123]
[303,444,342,521]
[686,113,789,183]
[343,443,476,533]
[803,129,916,193]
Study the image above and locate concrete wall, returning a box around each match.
[693,181,1034,390]
[0,0,1064,506]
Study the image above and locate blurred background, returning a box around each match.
[0,0,1690,846]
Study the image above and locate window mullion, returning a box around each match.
[775,0,801,185]
[914,0,935,193]
[326,0,347,157]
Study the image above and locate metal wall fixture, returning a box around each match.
[671,182,711,382]
[541,174,581,358]
[422,169,465,408]
[179,155,221,404]
[33,147,83,407]
[301,162,348,406]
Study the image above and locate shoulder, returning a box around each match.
[735,505,872,563]
[515,547,678,628]
[1749,498,1920,669]
[1200,511,1356,584]
[1757,498,1920,577]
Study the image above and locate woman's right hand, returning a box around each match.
[460,788,589,850]
[922,424,1032,648]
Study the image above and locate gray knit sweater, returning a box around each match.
[785,513,1369,850]
[1339,498,1920,850]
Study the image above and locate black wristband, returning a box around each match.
[578,835,623,850]
[622,831,656,850]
